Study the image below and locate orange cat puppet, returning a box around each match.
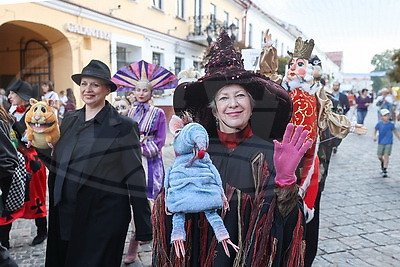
[25,98,60,150]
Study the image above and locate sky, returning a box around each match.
[256,0,400,73]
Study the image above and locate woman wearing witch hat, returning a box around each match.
[153,31,312,266]
[43,60,152,266]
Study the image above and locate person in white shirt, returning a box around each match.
[41,81,60,119]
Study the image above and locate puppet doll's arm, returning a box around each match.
[163,166,172,215]
[209,162,229,210]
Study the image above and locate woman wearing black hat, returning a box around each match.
[153,31,312,266]
[43,60,152,266]
[0,80,48,248]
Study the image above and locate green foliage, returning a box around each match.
[278,56,290,76]
[388,50,400,82]
[370,49,395,71]
[370,49,397,92]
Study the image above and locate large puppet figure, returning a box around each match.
[281,37,320,222]
[260,32,367,266]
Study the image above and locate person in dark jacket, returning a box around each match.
[0,106,18,217]
[0,107,18,267]
[43,60,152,267]
[331,81,350,115]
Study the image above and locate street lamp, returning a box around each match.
[206,24,213,46]
[228,23,238,43]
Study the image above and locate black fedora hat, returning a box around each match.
[173,30,292,141]
[7,79,37,101]
[71,60,117,92]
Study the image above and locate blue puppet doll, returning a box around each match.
[165,114,238,258]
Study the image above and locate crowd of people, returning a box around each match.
[0,29,398,267]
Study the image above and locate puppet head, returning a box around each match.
[169,115,208,159]
[286,37,314,82]
[282,37,315,93]
[112,96,131,116]
[25,98,58,134]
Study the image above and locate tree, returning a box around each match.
[370,49,396,92]
[388,50,400,82]
[371,49,395,71]
[278,56,290,76]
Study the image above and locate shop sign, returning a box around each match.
[66,22,111,40]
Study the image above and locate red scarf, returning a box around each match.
[217,124,253,149]
[15,105,28,113]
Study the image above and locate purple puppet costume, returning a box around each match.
[112,60,178,200]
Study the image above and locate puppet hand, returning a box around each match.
[26,141,32,148]
[352,124,368,135]
[304,203,315,223]
[173,239,185,258]
[164,200,172,215]
[222,194,229,211]
[221,238,239,258]
[273,123,313,187]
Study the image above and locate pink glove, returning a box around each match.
[273,123,313,187]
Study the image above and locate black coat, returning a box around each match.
[0,119,17,208]
[45,104,152,267]
[0,119,17,180]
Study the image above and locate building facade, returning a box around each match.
[0,0,341,111]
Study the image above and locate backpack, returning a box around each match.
[5,152,31,212]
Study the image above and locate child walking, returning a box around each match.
[373,109,400,177]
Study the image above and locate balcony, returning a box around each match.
[188,15,238,46]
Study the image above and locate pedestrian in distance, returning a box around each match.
[373,108,400,178]
[42,60,152,267]
[64,88,76,114]
[355,88,372,125]
[41,81,60,120]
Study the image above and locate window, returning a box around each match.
[152,0,162,9]
[117,46,128,70]
[261,31,264,45]
[248,23,253,47]
[224,11,229,28]
[234,18,240,40]
[174,57,183,75]
[177,0,184,18]
[193,61,200,71]
[210,3,216,21]
[152,52,161,66]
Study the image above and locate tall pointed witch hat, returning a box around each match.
[173,30,292,141]
[111,60,178,92]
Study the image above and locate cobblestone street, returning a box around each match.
[313,106,400,266]
[7,106,400,266]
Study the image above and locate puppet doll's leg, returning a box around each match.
[204,210,239,257]
[171,213,186,242]
[204,210,229,242]
[171,213,186,258]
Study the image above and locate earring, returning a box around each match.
[215,117,219,126]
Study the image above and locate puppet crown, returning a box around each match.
[288,37,315,59]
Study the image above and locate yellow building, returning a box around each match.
[0,0,247,108]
